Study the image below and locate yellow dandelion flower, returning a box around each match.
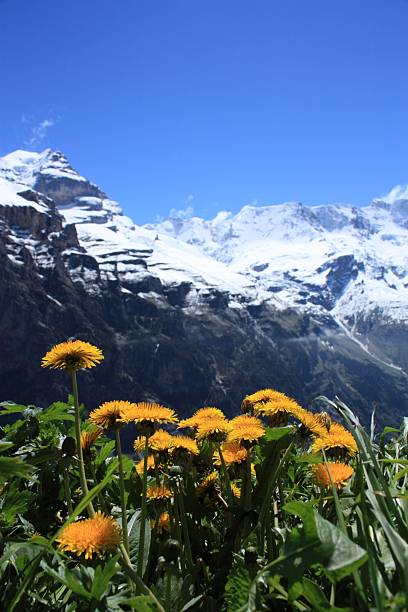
[311,422,358,457]
[312,462,354,490]
[147,483,173,501]
[294,408,327,437]
[151,512,171,533]
[227,415,265,444]
[135,454,156,476]
[171,435,199,455]
[242,388,303,423]
[196,471,219,495]
[89,400,134,429]
[41,339,103,372]
[56,512,121,559]
[196,417,231,442]
[178,406,225,429]
[230,482,241,498]
[81,428,102,456]
[213,441,247,466]
[119,402,178,428]
[134,429,175,454]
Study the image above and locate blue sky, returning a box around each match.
[1,0,407,223]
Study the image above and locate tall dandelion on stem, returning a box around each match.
[42,339,104,517]
[120,401,178,577]
[89,400,134,555]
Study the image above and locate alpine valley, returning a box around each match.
[1,149,408,425]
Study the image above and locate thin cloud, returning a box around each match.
[22,116,56,148]
[169,194,195,219]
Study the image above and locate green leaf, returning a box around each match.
[64,567,92,600]
[225,563,253,612]
[90,554,120,600]
[119,595,156,611]
[96,440,116,466]
[0,482,31,527]
[284,501,367,579]
[263,425,294,441]
[0,456,33,483]
[0,402,27,415]
[39,403,75,423]
[128,509,151,574]
[314,512,367,578]
[0,441,14,453]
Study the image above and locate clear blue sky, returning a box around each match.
[1,0,407,223]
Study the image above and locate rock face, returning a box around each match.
[0,149,407,426]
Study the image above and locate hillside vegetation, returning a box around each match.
[0,340,407,611]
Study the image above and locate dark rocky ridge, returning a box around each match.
[0,157,407,428]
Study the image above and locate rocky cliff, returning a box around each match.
[1,149,407,425]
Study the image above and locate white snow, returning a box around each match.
[1,148,408,329]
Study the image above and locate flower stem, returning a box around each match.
[119,544,165,612]
[165,564,172,611]
[62,466,73,515]
[71,371,95,517]
[137,435,149,577]
[177,489,193,569]
[115,428,130,556]
[218,446,234,504]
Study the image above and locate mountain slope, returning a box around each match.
[0,149,407,425]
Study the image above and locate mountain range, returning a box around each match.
[1,148,407,424]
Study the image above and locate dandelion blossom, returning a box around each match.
[171,435,199,455]
[135,454,156,476]
[179,407,225,429]
[151,512,171,533]
[312,422,357,457]
[312,462,354,490]
[196,471,220,496]
[56,512,121,559]
[227,415,265,445]
[242,388,303,424]
[81,428,102,456]
[134,429,175,454]
[120,402,178,428]
[41,340,103,372]
[294,409,327,437]
[196,418,231,442]
[147,484,173,501]
[213,441,247,466]
[89,400,134,429]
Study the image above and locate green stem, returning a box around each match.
[119,544,165,612]
[218,446,234,504]
[90,461,109,514]
[137,436,149,577]
[165,564,172,612]
[62,466,73,515]
[177,489,193,569]
[116,428,130,555]
[71,371,95,517]
[172,497,184,570]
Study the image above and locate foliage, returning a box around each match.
[0,391,407,611]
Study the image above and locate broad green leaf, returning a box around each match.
[225,563,252,612]
[0,456,33,483]
[0,402,27,415]
[0,441,13,453]
[128,509,151,573]
[119,595,156,611]
[90,554,120,600]
[96,439,116,466]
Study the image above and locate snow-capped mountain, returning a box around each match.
[0,148,407,424]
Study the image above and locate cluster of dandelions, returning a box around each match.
[42,339,358,567]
